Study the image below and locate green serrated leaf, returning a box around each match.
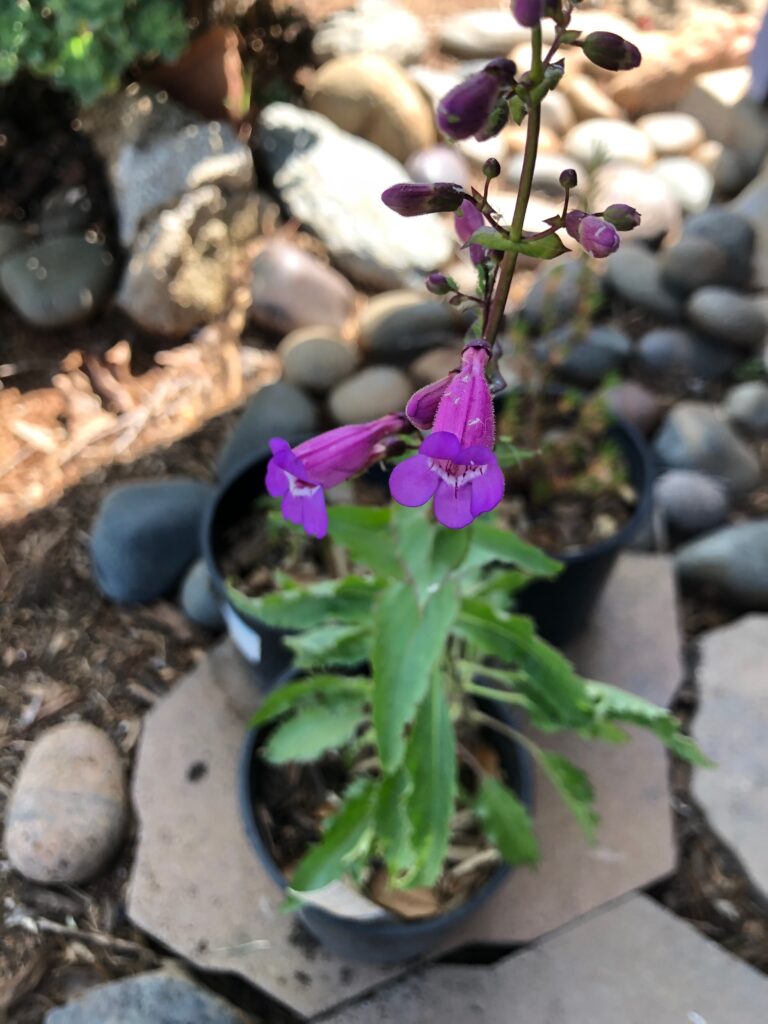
[263,697,367,764]
[289,781,378,891]
[586,681,714,767]
[405,670,456,887]
[228,576,383,631]
[251,674,371,726]
[474,776,538,865]
[468,521,562,578]
[372,582,460,771]
[391,504,433,598]
[285,623,371,670]
[538,752,599,841]
[376,767,415,882]
[327,505,401,577]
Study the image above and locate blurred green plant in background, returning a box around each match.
[0,0,189,105]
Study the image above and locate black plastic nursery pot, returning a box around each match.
[202,449,296,685]
[240,698,535,966]
[514,418,654,647]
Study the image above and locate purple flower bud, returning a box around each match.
[483,157,501,179]
[577,215,621,258]
[582,31,642,72]
[559,168,578,190]
[564,209,587,242]
[602,203,642,231]
[381,182,465,217]
[512,0,543,27]
[438,73,498,141]
[475,98,510,142]
[426,272,452,295]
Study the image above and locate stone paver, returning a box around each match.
[128,555,680,1017]
[693,615,768,895]
[326,895,768,1023]
[45,967,251,1023]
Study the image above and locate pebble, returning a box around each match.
[659,237,730,296]
[687,287,767,350]
[605,246,684,321]
[405,145,471,187]
[216,381,319,482]
[278,326,359,392]
[539,90,576,137]
[312,0,427,65]
[6,723,127,885]
[636,112,705,156]
[438,10,543,58]
[249,242,356,335]
[654,469,729,535]
[0,221,25,263]
[654,402,760,493]
[676,521,768,609]
[564,118,654,167]
[359,289,462,362]
[725,380,768,437]
[559,74,623,122]
[38,185,94,236]
[654,157,713,215]
[179,558,225,631]
[328,366,412,424]
[408,346,461,385]
[683,207,755,288]
[90,478,214,603]
[520,260,605,331]
[592,163,682,243]
[506,152,586,198]
[45,968,251,1024]
[637,327,738,381]
[258,103,453,290]
[1,235,115,329]
[603,381,663,436]
[539,325,631,387]
[306,54,435,163]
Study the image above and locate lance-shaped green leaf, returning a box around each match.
[252,674,371,726]
[405,670,456,887]
[376,767,415,883]
[466,521,562,578]
[474,776,538,865]
[372,582,460,770]
[537,751,599,841]
[285,622,371,670]
[391,504,433,598]
[290,781,378,892]
[228,575,384,631]
[467,228,569,260]
[431,525,471,586]
[327,505,401,577]
[586,680,714,767]
[263,696,368,764]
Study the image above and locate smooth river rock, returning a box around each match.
[653,469,729,535]
[676,521,768,609]
[605,246,684,321]
[5,723,127,885]
[328,366,412,424]
[725,380,768,437]
[358,289,462,362]
[659,236,731,296]
[654,402,760,493]
[278,326,359,392]
[686,287,766,351]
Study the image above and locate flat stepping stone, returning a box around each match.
[127,556,680,1017]
[45,967,250,1023]
[693,615,768,896]
[326,895,768,1022]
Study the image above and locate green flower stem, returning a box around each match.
[484,23,544,348]
[464,681,530,707]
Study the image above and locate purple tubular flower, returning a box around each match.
[381,182,465,217]
[564,209,587,242]
[577,215,621,258]
[512,0,543,27]
[582,31,642,72]
[405,372,457,430]
[455,199,487,265]
[437,60,515,142]
[267,413,407,538]
[602,203,642,231]
[390,345,504,529]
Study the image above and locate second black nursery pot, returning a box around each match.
[240,698,534,965]
[202,449,296,685]
[515,418,653,647]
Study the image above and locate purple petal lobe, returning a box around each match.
[433,479,475,529]
[420,431,461,460]
[469,461,505,517]
[266,459,288,497]
[389,455,439,507]
[301,489,329,539]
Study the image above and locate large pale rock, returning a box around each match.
[307,54,435,163]
[258,103,453,290]
[438,10,545,58]
[564,119,654,167]
[82,88,253,247]
[694,616,768,895]
[5,723,127,885]
[654,402,760,493]
[636,111,705,156]
[312,0,427,65]
[592,163,681,242]
[676,521,768,609]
